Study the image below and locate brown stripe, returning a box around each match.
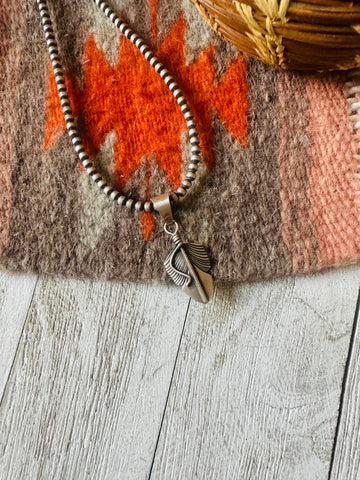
[277,69,318,274]
[0,2,26,257]
[203,57,292,281]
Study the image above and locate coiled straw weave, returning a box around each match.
[191,0,360,70]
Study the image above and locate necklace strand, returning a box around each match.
[37,0,203,213]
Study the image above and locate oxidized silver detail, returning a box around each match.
[151,193,213,304]
[164,230,213,304]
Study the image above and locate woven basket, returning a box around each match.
[191,0,360,71]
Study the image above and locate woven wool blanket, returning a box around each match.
[0,0,359,284]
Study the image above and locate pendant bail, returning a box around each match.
[151,193,175,224]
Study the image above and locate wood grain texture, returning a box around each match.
[0,276,189,480]
[329,289,360,480]
[0,270,37,400]
[151,266,360,480]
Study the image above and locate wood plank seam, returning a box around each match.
[148,269,360,479]
[328,288,360,480]
[0,274,39,408]
[148,297,192,480]
[0,277,191,479]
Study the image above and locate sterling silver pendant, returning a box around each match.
[151,194,213,304]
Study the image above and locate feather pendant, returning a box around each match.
[150,193,213,304]
[164,232,213,304]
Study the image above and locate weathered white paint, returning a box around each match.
[0,270,38,400]
[151,267,360,480]
[0,266,359,479]
[330,287,360,480]
[0,276,188,480]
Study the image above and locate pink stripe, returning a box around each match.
[306,73,360,268]
[278,72,317,273]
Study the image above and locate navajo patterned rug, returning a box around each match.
[0,0,359,284]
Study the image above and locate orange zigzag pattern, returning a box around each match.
[44,13,248,239]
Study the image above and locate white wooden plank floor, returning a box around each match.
[0,266,359,479]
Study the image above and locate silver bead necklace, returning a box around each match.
[37,0,213,303]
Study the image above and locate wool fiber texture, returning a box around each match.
[0,0,359,284]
